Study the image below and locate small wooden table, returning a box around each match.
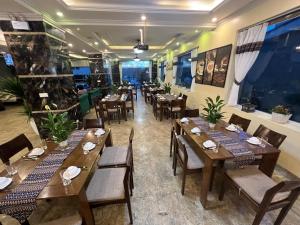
[0,129,113,225]
[101,95,127,121]
[157,94,178,121]
[175,118,280,209]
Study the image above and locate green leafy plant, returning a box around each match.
[111,84,118,94]
[122,80,129,86]
[164,82,172,94]
[272,105,290,115]
[202,96,225,124]
[42,105,75,143]
[154,78,160,87]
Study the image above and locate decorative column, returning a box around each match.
[0,19,80,135]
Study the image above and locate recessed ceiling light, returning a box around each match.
[76,27,80,31]
[94,41,99,45]
[102,38,109,46]
[68,43,73,47]
[141,15,147,21]
[212,17,218,22]
[175,49,179,52]
[56,11,64,17]
[104,49,108,52]
[195,29,199,33]
[82,49,86,53]
[176,42,180,46]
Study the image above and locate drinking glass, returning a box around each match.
[259,137,269,148]
[41,139,47,150]
[6,165,17,176]
[213,143,220,153]
[59,170,71,186]
[82,143,89,155]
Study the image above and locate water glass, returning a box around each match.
[41,139,48,150]
[259,137,269,148]
[6,165,17,176]
[213,143,220,153]
[82,143,89,155]
[59,170,71,186]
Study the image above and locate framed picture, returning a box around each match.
[195,52,206,84]
[203,49,217,85]
[212,45,232,87]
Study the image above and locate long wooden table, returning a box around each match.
[0,129,113,225]
[175,118,280,209]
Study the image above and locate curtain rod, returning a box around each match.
[239,6,300,32]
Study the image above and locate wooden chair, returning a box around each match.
[182,94,188,106]
[0,134,33,165]
[98,128,134,193]
[253,125,287,148]
[228,113,251,131]
[105,100,122,125]
[144,89,151,103]
[183,109,200,118]
[94,98,106,120]
[39,213,82,225]
[132,86,137,100]
[173,131,204,195]
[168,99,185,119]
[219,166,300,225]
[83,118,105,129]
[86,164,133,224]
[125,90,134,116]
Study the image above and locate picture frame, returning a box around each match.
[203,49,217,85]
[195,52,206,84]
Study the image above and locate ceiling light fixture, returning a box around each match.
[68,43,73,47]
[76,27,80,31]
[82,49,86,53]
[195,29,199,33]
[56,11,64,17]
[176,42,180,46]
[94,41,99,45]
[102,38,109,46]
[212,17,218,22]
[141,15,146,21]
[134,54,140,62]
[104,49,108,52]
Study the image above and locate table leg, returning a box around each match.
[201,158,214,209]
[160,106,163,121]
[259,152,280,177]
[122,103,127,121]
[79,189,95,225]
[105,130,113,147]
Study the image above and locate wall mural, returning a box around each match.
[195,44,232,88]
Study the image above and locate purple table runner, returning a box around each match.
[189,117,255,167]
[0,130,88,223]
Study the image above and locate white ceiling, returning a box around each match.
[0,0,256,60]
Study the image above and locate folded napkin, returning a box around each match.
[178,97,183,100]
[180,117,189,123]
[83,142,96,151]
[95,128,105,136]
[226,124,237,132]
[247,137,261,145]
[191,127,201,134]
[203,140,217,149]
[28,148,44,157]
[63,166,81,180]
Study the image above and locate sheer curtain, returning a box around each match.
[172,57,178,85]
[228,23,268,105]
[119,63,123,82]
[190,48,198,91]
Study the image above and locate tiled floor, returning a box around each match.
[0,94,299,225]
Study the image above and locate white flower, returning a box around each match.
[45,105,51,110]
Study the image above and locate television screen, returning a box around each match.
[72,67,91,75]
[3,53,14,66]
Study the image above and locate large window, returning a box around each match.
[176,52,192,88]
[121,61,150,87]
[239,16,300,122]
[160,62,165,82]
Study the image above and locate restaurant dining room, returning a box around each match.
[0,0,300,225]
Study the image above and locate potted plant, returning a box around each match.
[0,76,39,135]
[164,82,172,94]
[42,105,75,148]
[202,96,225,129]
[271,105,292,124]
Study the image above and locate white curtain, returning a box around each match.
[158,62,161,82]
[228,23,268,105]
[190,48,198,91]
[119,62,123,82]
[172,57,178,85]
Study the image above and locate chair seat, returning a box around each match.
[168,106,181,112]
[146,93,151,97]
[177,136,204,170]
[86,168,126,203]
[107,108,118,113]
[39,213,82,225]
[98,146,128,167]
[226,166,290,204]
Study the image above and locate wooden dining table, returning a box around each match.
[157,94,179,121]
[101,94,127,121]
[0,129,113,225]
[175,118,281,209]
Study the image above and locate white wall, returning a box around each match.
[164,0,300,176]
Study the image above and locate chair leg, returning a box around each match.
[252,210,267,225]
[219,175,226,201]
[173,156,177,176]
[274,202,296,225]
[209,167,216,191]
[170,130,173,157]
[181,168,186,195]
[126,190,133,224]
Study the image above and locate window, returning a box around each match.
[160,62,165,82]
[176,52,192,88]
[239,16,300,123]
[121,61,150,87]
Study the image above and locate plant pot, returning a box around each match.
[209,123,216,129]
[29,118,39,136]
[58,140,68,148]
[271,112,292,124]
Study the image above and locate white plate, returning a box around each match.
[180,117,189,123]
[247,137,261,145]
[63,166,81,180]
[83,142,96,151]
[191,127,201,134]
[203,140,216,149]
[0,177,12,190]
[28,148,44,157]
[225,124,237,132]
[95,128,105,136]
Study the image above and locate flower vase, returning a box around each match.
[209,123,216,129]
[58,140,68,148]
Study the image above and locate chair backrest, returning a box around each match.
[0,134,33,165]
[184,109,199,118]
[182,94,188,103]
[253,125,287,148]
[83,118,105,129]
[105,100,120,110]
[171,99,184,108]
[179,93,183,97]
[174,132,188,164]
[261,181,300,208]
[228,113,251,131]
